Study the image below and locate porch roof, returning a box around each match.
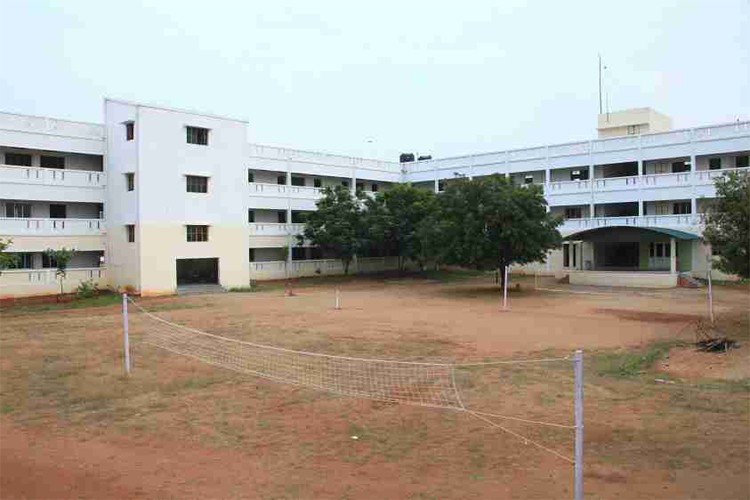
[563,226,700,241]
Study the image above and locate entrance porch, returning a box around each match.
[562,226,700,288]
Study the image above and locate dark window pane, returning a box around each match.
[709,158,721,170]
[5,152,32,166]
[125,122,135,141]
[186,175,208,193]
[291,176,305,186]
[186,126,209,145]
[737,155,749,169]
[277,175,287,185]
[41,155,65,169]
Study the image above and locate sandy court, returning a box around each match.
[0,275,748,499]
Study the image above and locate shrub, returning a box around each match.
[76,279,99,299]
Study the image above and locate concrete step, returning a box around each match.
[678,273,703,288]
[176,284,226,295]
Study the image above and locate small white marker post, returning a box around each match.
[122,293,131,375]
[335,288,341,310]
[707,269,715,325]
[502,265,509,311]
[573,349,584,500]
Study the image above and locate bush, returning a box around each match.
[76,279,99,299]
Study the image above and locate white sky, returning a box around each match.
[1,0,748,160]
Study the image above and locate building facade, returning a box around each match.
[0,99,748,296]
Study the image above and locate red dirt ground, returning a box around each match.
[1,275,748,499]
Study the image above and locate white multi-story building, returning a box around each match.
[0,100,747,296]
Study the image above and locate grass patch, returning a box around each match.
[595,341,677,378]
[2,292,121,314]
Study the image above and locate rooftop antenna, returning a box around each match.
[598,54,609,122]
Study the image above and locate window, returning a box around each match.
[737,155,749,169]
[186,175,209,193]
[563,244,570,267]
[356,182,364,192]
[292,247,306,260]
[248,209,255,223]
[372,183,379,192]
[673,202,691,215]
[291,176,305,187]
[709,158,722,170]
[49,204,67,219]
[672,161,689,173]
[9,253,33,269]
[291,211,308,223]
[341,180,350,188]
[186,225,209,242]
[41,155,65,169]
[126,224,135,243]
[313,178,322,188]
[438,180,445,192]
[42,253,58,269]
[249,248,255,262]
[524,175,534,184]
[570,169,589,181]
[627,124,640,135]
[186,126,209,145]
[5,152,32,166]
[125,122,135,141]
[649,242,671,258]
[247,170,254,183]
[5,203,31,218]
[564,207,582,219]
[277,175,287,185]
[126,173,135,191]
[277,211,287,223]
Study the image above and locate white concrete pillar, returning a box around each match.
[638,200,644,216]
[589,203,595,219]
[351,173,357,194]
[690,155,696,173]
[434,177,439,193]
[637,159,643,177]
[670,238,677,274]
[286,171,292,185]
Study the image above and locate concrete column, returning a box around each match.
[589,203,595,219]
[637,159,643,176]
[351,173,357,194]
[638,200,644,216]
[670,238,677,274]
[434,178,439,193]
[589,164,595,220]
[286,171,292,185]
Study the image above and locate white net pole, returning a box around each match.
[122,293,131,375]
[573,349,584,500]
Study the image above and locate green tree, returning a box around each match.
[703,170,750,279]
[362,184,437,271]
[0,238,20,274]
[298,185,364,274]
[44,247,76,297]
[433,174,562,287]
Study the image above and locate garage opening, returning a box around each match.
[176,258,219,285]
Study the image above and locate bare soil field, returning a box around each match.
[1,273,748,499]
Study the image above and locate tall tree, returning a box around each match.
[299,186,364,274]
[433,174,562,286]
[703,170,750,279]
[44,247,76,298]
[362,184,437,271]
[0,238,20,274]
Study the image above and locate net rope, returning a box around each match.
[127,298,575,461]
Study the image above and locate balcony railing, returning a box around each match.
[546,167,749,196]
[249,182,323,200]
[0,218,105,236]
[0,164,105,188]
[560,214,703,233]
[249,223,305,236]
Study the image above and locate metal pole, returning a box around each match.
[503,266,509,310]
[335,288,341,310]
[573,349,584,500]
[122,293,131,375]
[707,269,714,325]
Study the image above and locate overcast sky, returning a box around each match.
[1,0,748,160]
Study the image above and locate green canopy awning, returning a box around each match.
[563,226,701,241]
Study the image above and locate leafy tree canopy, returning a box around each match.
[298,185,364,274]
[0,238,19,274]
[703,170,750,279]
[432,175,562,281]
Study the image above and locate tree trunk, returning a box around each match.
[343,259,350,275]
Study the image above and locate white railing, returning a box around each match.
[560,214,703,232]
[405,120,750,176]
[249,223,305,236]
[249,257,402,280]
[0,112,104,140]
[0,267,106,292]
[0,164,105,188]
[694,166,749,184]
[0,218,105,236]
[249,182,323,200]
[247,144,400,173]
[640,171,691,188]
[593,176,639,191]
[546,179,590,194]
